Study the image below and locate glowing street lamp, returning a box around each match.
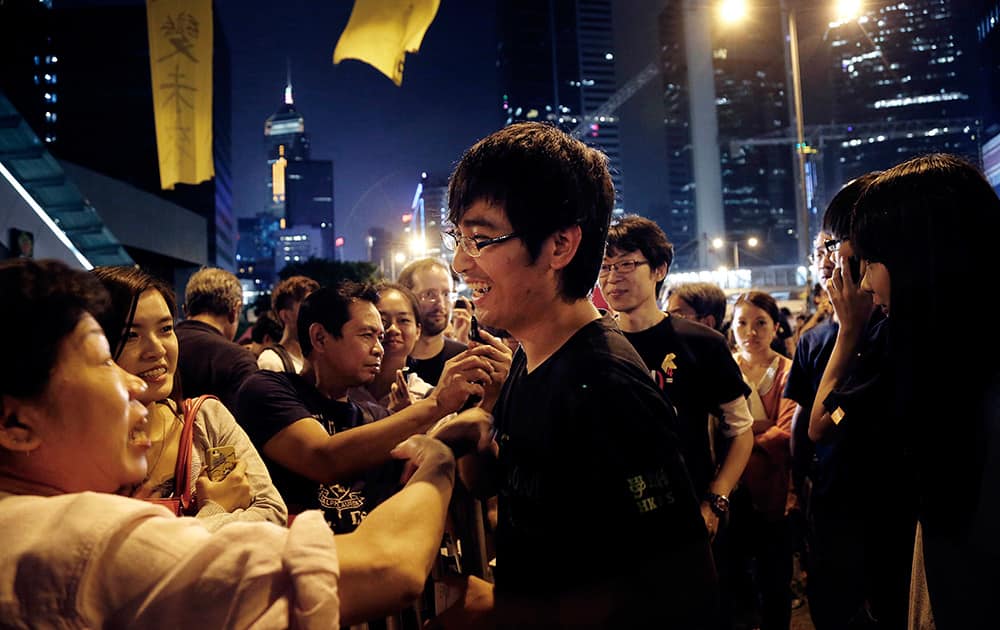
[712,236,758,269]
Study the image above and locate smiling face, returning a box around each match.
[378,289,420,361]
[32,315,151,493]
[114,289,178,406]
[732,301,779,358]
[598,247,664,316]
[450,200,549,336]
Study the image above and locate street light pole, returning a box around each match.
[732,242,740,269]
[781,0,811,265]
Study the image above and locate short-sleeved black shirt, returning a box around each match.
[622,315,750,496]
[407,338,466,386]
[175,319,258,415]
[492,315,716,625]
[236,370,401,532]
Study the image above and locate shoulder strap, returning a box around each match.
[264,343,296,373]
[175,395,218,512]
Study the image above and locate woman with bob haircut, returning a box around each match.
[0,258,464,628]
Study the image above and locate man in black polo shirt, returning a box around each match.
[175,267,257,413]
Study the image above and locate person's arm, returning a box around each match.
[700,397,753,536]
[261,355,488,484]
[427,407,501,497]
[263,396,451,484]
[194,398,288,528]
[809,264,873,443]
[336,435,457,624]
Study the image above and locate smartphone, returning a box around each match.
[454,297,471,311]
[470,315,482,343]
[847,256,861,284]
[206,445,237,481]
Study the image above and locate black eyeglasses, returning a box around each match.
[442,230,520,257]
[598,260,649,276]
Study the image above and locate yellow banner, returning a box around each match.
[146,0,214,190]
[333,0,440,87]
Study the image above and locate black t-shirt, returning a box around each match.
[236,370,401,532]
[492,315,716,625]
[175,319,258,415]
[407,337,466,386]
[622,315,750,496]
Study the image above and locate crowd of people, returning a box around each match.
[1,121,997,629]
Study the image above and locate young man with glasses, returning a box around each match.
[397,257,467,386]
[599,215,754,624]
[430,122,717,627]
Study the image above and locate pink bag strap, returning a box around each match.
[174,395,217,512]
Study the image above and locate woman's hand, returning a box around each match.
[387,368,413,413]
[196,458,251,512]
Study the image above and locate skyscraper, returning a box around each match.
[497,0,624,203]
[823,0,980,190]
[655,1,797,269]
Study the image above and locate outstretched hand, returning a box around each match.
[390,434,457,485]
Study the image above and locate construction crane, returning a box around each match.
[569,60,662,139]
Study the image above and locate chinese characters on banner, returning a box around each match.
[146,0,213,190]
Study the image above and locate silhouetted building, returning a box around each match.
[497,0,624,202]
[0,0,236,273]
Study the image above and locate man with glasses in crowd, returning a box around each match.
[429,122,718,628]
[398,258,468,386]
[599,216,753,626]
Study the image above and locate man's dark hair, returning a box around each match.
[667,282,726,331]
[251,314,283,344]
[297,281,380,358]
[271,275,320,315]
[0,258,110,402]
[821,171,880,240]
[606,215,674,296]
[447,121,615,300]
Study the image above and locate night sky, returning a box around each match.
[215,0,499,261]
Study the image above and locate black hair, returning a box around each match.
[447,122,615,300]
[606,215,674,296]
[0,258,110,402]
[298,281,380,358]
[667,282,726,331]
[251,314,284,344]
[821,171,881,240]
[733,290,781,326]
[852,153,1000,531]
[375,282,421,323]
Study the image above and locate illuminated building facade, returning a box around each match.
[824,0,980,189]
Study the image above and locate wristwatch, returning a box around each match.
[705,492,730,518]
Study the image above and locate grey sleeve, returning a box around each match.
[192,398,288,529]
